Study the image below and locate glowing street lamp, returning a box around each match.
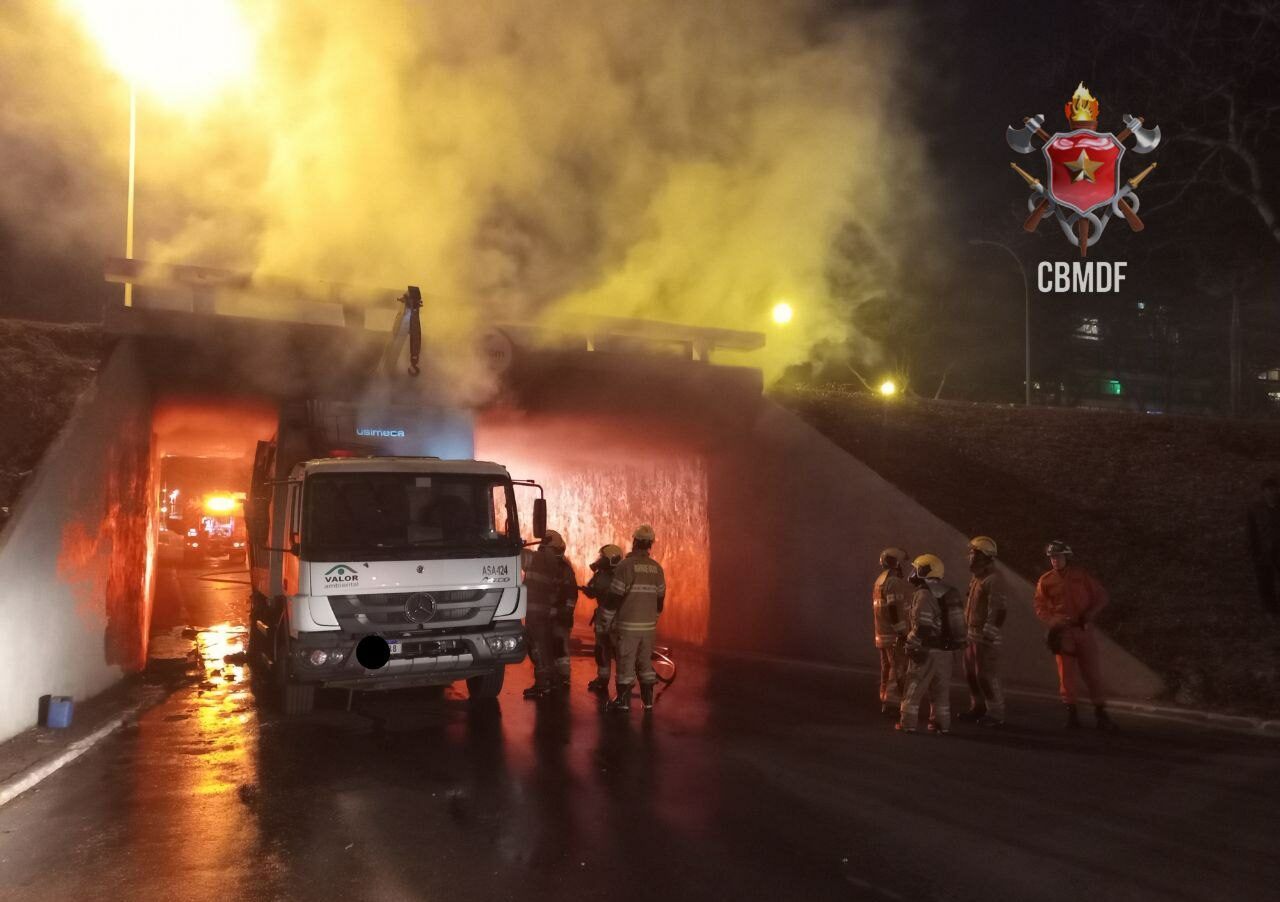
[64,1,254,306]
[771,301,794,325]
[879,379,898,398]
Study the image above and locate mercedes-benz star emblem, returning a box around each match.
[405,593,437,623]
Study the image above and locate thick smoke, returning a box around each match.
[3,1,931,379]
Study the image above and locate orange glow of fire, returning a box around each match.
[203,494,237,513]
[476,413,711,646]
[152,395,277,460]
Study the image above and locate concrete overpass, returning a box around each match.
[0,263,1161,743]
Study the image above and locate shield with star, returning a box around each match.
[1043,129,1124,216]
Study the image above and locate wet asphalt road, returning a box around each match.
[1,565,1278,902]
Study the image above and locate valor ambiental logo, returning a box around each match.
[324,564,360,585]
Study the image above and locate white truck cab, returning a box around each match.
[247,404,544,715]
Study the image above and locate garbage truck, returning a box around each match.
[246,399,545,715]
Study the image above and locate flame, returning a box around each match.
[1065,81,1100,123]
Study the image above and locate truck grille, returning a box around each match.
[330,589,502,633]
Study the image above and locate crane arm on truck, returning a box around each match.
[380,286,424,378]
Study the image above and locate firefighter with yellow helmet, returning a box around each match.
[607,524,666,712]
[897,553,964,734]
[961,535,1008,725]
[872,547,911,714]
[582,543,625,694]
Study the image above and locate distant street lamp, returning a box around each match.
[970,238,1032,406]
[879,379,897,397]
[65,0,254,307]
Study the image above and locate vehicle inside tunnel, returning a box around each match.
[151,395,276,569]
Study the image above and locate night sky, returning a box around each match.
[1,0,1276,400]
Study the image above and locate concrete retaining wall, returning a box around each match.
[0,341,153,744]
[707,399,1163,700]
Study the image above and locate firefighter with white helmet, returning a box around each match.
[961,535,1008,725]
[872,547,911,715]
[1034,540,1117,731]
[582,543,624,694]
[522,529,578,699]
[607,524,666,712]
[898,553,965,734]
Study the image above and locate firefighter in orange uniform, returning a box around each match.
[1034,540,1117,731]
[961,535,1008,726]
[872,548,911,715]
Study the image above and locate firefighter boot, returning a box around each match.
[1095,705,1119,733]
[523,681,551,700]
[639,683,654,711]
[1064,704,1081,729]
[586,677,609,694]
[608,683,632,712]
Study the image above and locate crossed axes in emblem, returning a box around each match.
[1006,113,1161,258]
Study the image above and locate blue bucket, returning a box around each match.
[46,696,74,729]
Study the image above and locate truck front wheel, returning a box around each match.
[273,629,315,716]
[466,666,505,700]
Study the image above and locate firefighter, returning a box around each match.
[522,529,577,699]
[898,553,963,734]
[960,535,1008,726]
[1034,541,1117,731]
[582,543,624,694]
[607,525,666,713]
[872,547,911,715]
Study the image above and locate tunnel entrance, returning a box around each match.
[149,395,276,633]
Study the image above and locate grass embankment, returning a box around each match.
[0,320,106,523]
[779,386,1280,717]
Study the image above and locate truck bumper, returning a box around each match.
[287,621,527,690]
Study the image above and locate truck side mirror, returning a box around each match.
[289,530,301,555]
[532,498,547,539]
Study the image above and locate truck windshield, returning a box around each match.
[303,472,520,561]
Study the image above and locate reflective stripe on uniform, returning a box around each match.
[616,621,657,632]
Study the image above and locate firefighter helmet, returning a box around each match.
[879,547,908,569]
[968,535,998,558]
[599,544,624,566]
[633,524,656,543]
[541,530,566,553]
[911,553,945,579]
[1045,540,1073,557]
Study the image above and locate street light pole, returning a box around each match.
[970,239,1031,406]
[124,80,137,308]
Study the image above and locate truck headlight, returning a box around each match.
[486,635,523,654]
[308,649,330,666]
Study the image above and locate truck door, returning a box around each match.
[247,439,275,590]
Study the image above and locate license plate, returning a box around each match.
[387,640,402,656]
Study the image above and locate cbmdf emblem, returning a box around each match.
[1006,83,1163,256]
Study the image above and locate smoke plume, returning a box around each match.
[2,0,932,379]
